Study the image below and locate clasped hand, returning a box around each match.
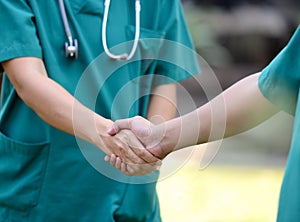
[104,116,170,176]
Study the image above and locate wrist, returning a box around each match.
[162,118,181,152]
[155,113,200,156]
[149,119,181,159]
[91,114,113,147]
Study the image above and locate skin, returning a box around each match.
[107,72,280,175]
[1,57,178,175]
[106,83,178,175]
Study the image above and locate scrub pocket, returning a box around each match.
[126,25,166,80]
[70,0,103,15]
[0,131,50,211]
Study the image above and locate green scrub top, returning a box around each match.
[0,0,200,221]
[259,25,300,222]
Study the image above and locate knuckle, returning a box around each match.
[135,159,145,164]
[133,116,143,121]
[115,142,126,153]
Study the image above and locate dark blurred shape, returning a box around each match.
[181,0,299,83]
[194,0,246,10]
[180,0,299,108]
[182,0,300,9]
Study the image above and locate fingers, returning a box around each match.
[106,129,158,164]
[105,155,129,174]
[105,155,162,176]
[129,116,152,138]
[125,161,162,176]
[106,116,160,164]
[103,130,145,164]
[126,131,161,163]
[107,116,151,139]
[107,118,132,136]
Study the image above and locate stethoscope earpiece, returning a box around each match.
[65,39,78,59]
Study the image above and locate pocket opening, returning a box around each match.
[0,131,50,211]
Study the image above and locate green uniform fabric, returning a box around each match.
[259,25,300,222]
[0,0,200,221]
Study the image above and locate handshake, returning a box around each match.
[103,116,177,176]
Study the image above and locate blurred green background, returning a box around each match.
[157,1,299,221]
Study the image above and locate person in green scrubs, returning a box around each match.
[108,26,300,221]
[0,0,200,221]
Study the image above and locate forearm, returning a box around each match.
[161,73,280,152]
[31,77,111,145]
[2,58,111,147]
[200,72,279,141]
[146,83,177,123]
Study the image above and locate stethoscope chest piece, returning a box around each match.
[65,39,78,59]
[58,0,79,59]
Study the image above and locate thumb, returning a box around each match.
[107,119,131,136]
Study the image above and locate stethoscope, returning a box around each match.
[58,0,141,60]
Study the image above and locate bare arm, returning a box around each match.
[146,83,177,123]
[3,57,108,142]
[109,72,280,159]
[158,72,280,153]
[2,57,159,164]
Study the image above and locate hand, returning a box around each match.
[105,116,175,175]
[107,116,170,159]
[102,121,162,176]
[98,125,160,165]
[104,154,162,176]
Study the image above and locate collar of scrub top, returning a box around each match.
[58,0,141,61]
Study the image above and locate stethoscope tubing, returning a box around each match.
[58,0,141,60]
[102,0,141,60]
[58,0,74,46]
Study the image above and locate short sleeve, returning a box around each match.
[258,26,300,115]
[153,0,200,85]
[0,1,42,70]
